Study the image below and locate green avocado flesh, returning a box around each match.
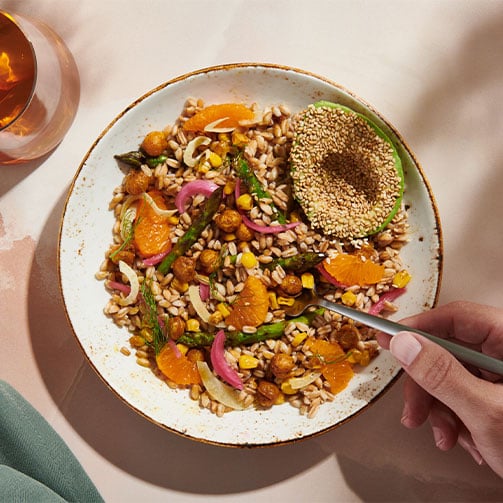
[290,100,404,239]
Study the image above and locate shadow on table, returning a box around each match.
[0,151,55,198]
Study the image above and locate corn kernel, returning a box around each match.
[139,328,153,343]
[197,160,210,174]
[222,232,236,242]
[268,292,279,310]
[359,349,370,366]
[167,215,179,225]
[216,303,231,318]
[274,391,286,405]
[171,277,189,293]
[278,296,295,306]
[176,343,189,356]
[241,251,257,269]
[186,319,200,332]
[301,272,315,289]
[393,270,412,288]
[223,180,235,195]
[281,380,297,395]
[218,133,230,143]
[347,349,362,364]
[232,131,249,146]
[341,290,357,306]
[236,193,253,211]
[238,354,259,369]
[291,332,308,347]
[208,151,222,168]
[290,211,301,222]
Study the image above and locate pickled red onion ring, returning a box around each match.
[175,180,219,213]
[106,280,131,295]
[368,288,406,315]
[235,179,299,234]
[316,263,347,288]
[142,250,170,266]
[210,330,243,390]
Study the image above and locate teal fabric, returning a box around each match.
[0,380,103,502]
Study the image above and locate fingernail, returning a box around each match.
[459,436,485,466]
[432,426,446,449]
[390,332,422,366]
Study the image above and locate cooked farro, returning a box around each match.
[98,98,411,417]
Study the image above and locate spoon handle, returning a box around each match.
[316,298,503,376]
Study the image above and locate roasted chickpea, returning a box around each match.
[172,256,196,283]
[167,316,185,340]
[338,324,360,350]
[123,169,150,195]
[256,380,280,408]
[279,274,303,296]
[186,348,205,363]
[198,249,220,274]
[108,246,135,266]
[215,209,242,233]
[235,222,254,242]
[141,131,168,157]
[270,353,295,379]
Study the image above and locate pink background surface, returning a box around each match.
[1,0,502,500]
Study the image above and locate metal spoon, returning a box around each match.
[283,289,503,376]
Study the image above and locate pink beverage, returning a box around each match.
[0,11,80,164]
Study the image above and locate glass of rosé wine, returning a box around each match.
[0,10,80,164]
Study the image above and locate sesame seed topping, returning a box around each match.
[290,104,402,239]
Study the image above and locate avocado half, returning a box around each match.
[290,100,404,239]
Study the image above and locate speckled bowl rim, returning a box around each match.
[58,62,443,448]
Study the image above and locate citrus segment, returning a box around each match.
[156,342,201,385]
[322,252,385,286]
[225,275,269,331]
[133,190,172,257]
[183,103,255,132]
[305,338,353,394]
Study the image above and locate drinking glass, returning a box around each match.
[0,10,80,164]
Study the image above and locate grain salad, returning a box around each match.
[96,98,411,419]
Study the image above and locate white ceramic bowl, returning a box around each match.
[58,63,442,447]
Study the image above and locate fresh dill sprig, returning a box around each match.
[140,279,167,355]
[110,214,141,260]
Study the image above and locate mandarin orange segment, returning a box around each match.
[133,190,172,257]
[305,338,345,361]
[225,275,269,331]
[156,343,201,385]
[305,338,353,394]
[322,252,385,286]
[183,103,255,132]
[321,360,354,394]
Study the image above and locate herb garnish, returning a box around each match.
[140,279,167,354]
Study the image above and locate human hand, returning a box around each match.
[376,301,503,478]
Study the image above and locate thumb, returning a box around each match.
[389,331,487,423]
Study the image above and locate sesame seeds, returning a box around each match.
[290,104,403,239]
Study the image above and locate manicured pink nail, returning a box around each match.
[390,332,422,366]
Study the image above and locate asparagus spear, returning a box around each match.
[263,252,326,273]
[232,154,286,224]
[157,187,224,274]
[177,309,323,348]
[115,151,168,168]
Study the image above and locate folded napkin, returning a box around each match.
[0,380,103,502]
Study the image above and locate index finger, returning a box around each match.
[401,301,503,357]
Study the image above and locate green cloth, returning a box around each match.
[0,380,103,502]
